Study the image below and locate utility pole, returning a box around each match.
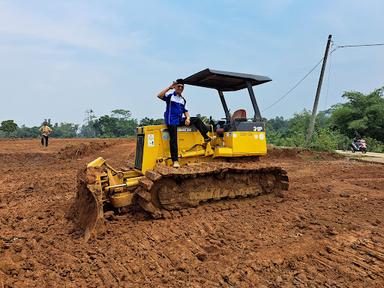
[306,34,332,145]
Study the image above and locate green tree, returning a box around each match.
[139,117,164,126]
[0,120,18,136]
[93,115,118,137]
[111,109,132,120]
[330,87,384,141]
[266,110,333,148]
[288,110,311,133]
[266,116,289,136]
[14,125,40,138]
[93,110,138,137]
[53,123,79,138]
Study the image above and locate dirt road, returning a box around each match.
[336,149,384,164]
[0,139,383,287]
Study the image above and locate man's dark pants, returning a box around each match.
[41,135,49,147]
[167,117,209,162]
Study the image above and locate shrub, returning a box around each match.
[364,137,384,153]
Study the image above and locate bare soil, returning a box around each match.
[0,138,383,287]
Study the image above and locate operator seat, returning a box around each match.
[231,109,247,121]
[215,109,247,136]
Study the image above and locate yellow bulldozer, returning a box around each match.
[74,69,289,240]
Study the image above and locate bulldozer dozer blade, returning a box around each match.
[73,167,105,241]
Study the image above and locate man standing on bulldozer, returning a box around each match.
[157,79,211,168]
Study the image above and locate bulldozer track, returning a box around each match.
[135,162,289,218]
[148,198,276,220]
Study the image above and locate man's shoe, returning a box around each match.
[204,137,212,143]
[173,161,180,168]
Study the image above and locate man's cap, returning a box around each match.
[175,78,184,85]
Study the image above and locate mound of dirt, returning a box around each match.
[266,145,343,161]
[57,141,111,160]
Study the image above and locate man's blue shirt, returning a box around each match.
[162,91,188,125]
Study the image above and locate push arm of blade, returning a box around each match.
[104,162,119,174]
[105,176,143,191]
[105,183,127,190]
[87,157,119,175]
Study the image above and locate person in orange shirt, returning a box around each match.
[39,122,52,147]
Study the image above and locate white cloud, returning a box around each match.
[0,1,147,55]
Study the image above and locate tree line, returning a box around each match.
[1,88,383,152]
[0,109,163,139]
[266,87,384,152]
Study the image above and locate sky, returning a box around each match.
[0,0,383,127]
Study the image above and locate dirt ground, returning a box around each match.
[0,138,383,287]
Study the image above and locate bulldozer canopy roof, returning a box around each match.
[183,68,271,92]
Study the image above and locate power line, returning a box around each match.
[263,46,339,113]
[262,57,324,112]
[337,43,384,48]
[262,42,383,113]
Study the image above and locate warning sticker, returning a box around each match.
[148,134,155,147]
